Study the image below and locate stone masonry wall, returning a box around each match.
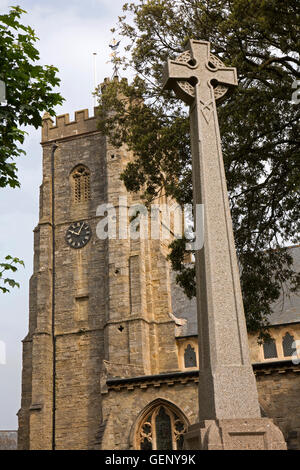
[256,369,300,450]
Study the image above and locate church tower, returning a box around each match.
[18,92,186,450]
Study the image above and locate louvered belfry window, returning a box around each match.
[71,165,91,203]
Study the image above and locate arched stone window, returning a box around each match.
[135,400,188,450]
[263,338,278,359]
[184,344,197,368]
[282,332,295,357]
[71,165,91,203]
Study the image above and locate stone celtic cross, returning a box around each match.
[163,39,237,115]
[163,40,286,449]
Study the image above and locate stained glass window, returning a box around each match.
[136,403,188,450]
[155,407,173,450]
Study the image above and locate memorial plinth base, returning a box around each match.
[184,418,287,450]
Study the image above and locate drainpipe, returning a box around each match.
[51,142,58,450]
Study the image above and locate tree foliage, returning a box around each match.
[0,6,64,293]
[0,5,63,188]
[97,0,300,338]
[0,255,24,293]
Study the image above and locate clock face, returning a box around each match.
[65,221,91,249]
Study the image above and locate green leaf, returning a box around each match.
[0,5,64,189]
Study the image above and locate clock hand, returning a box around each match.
[78,222,85,235]
[69,230,80,236]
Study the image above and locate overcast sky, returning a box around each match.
[0,0,131,430]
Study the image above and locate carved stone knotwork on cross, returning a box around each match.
[163,40,286,450]
[163,41,236,108]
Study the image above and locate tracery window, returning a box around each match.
[184,344,197,368]
[263,339,278,359]
[71,165,91,203]
[282,332,295,357]
[137,403,188,450]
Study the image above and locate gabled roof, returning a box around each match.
[170,269,197,337]
[171,245,300,337]
[268,245,300,325]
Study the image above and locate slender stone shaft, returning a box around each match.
[163,39,261,420]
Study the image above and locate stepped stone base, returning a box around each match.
[184,418,287,450]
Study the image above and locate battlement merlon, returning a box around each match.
[41,107,100,143]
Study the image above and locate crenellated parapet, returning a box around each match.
[41,107,99,143]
